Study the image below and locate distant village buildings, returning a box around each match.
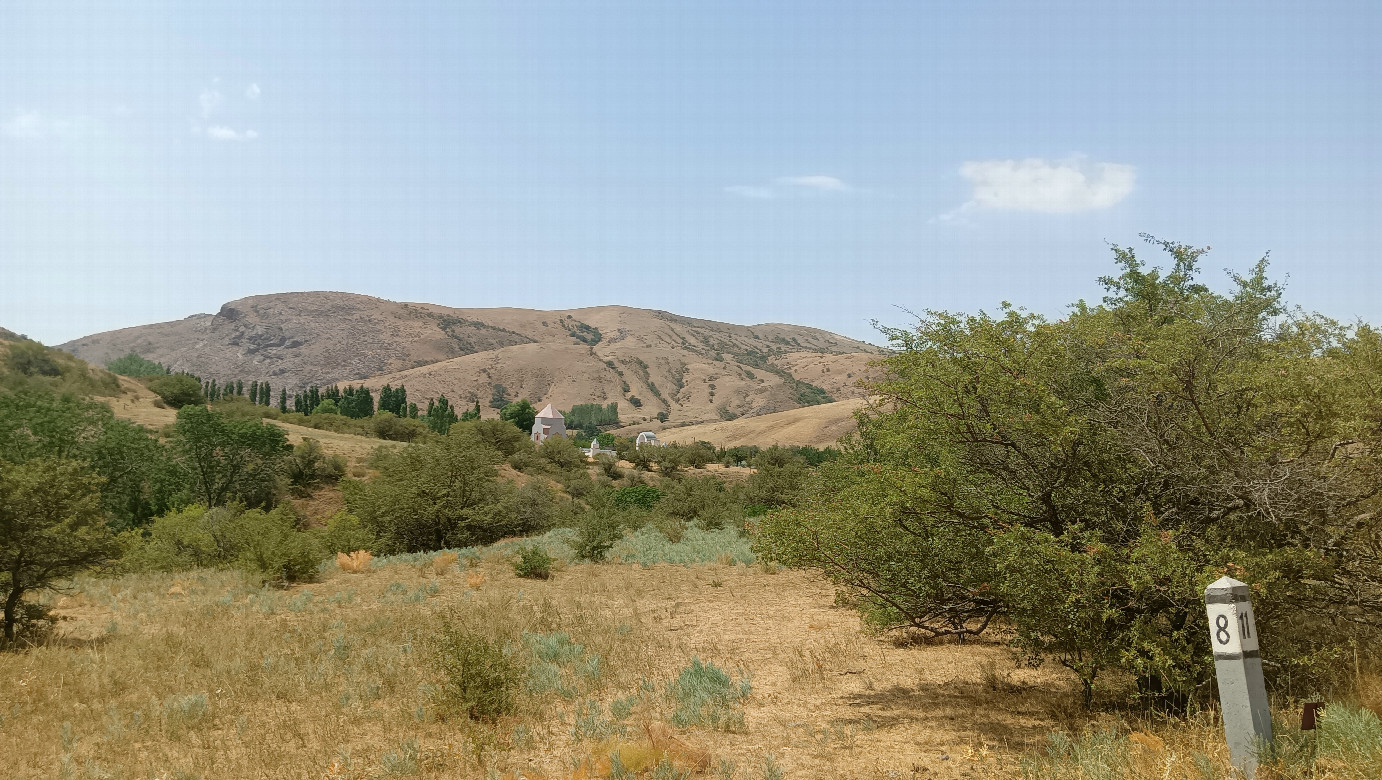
[531,403,566,442]
[585,439,618,458]
[635,431,663,449]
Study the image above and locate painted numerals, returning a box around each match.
[1206,601,1260,655]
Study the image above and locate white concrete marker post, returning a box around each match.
[1205,576,1273,777]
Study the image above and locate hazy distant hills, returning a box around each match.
[60,292,881,428]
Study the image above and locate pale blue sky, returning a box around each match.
[2,1,1378,345]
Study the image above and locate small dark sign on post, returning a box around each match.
[1205,576,1273,778]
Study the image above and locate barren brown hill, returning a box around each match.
[651,397,868,449]
[61,292,882,428]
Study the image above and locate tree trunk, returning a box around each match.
[3,585,22,642]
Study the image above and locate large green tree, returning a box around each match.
[500,399,536,433]
[0,390,184,530]
[0,458,118,643]
[758,237,1382,706]
[173,405,290,509]
[342,430,524,552]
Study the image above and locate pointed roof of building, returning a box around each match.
[536,403,562,419]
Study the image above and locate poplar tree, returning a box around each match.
[235,380,243,397]
[279,388,288,413]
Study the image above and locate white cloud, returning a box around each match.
[947,157,1135,217]
[199,88,223,118]
[1,109,82,139]
[206,125,258,142]
[2,110,44,139]
[726,174,854,199]
[774,175,850,192]
[245,83,260,100]
[724,185,777,199]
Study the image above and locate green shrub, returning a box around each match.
[227,507,321,583]
[118,504,226,572]
[4,340,61,377]
[613,484,663,510]
[372,411,426,442]
[573,508,623,562]
[513,481,557,533]
[143,374,204,408]
[285,438,346,496]
[342,430,508,553]
[318,511,376,554]
[464,418,530,457]
[513,544,554,580]
[121,504,320,582]
[430,621,522,722]
[105,352,166,377]
[596,454,623,479]
[538,435,587,471]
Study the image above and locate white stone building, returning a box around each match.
[531,403,567,442]
[635,431,663,449]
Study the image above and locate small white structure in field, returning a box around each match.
[586,440,617,459]
[635,431,663,449]
[531,403,566,443]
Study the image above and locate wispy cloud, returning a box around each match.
[1,109,81,140]
[205,125,258,142]
[725,175,854,199]
[2,110,45,139]
[774,175,850,192]
[942,157,1135,219]
[199,87,223,119]
[193,81,260,142]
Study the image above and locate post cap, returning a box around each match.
[1205,575,1249,600]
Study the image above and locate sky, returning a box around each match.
[2,1,1379,346]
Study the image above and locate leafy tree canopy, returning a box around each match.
[1,458,118,642]
[172,405,290,509]
[758,236,1382,707]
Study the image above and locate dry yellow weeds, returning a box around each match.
[432,551,459,574]
[336,549,372,572]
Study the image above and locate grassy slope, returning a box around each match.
[649,398,868,449]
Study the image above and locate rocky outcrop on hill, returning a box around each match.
[61,292,881,428]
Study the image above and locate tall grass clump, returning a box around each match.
[669,658,751,732]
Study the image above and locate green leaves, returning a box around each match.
[173,405,290,509]
[759,238,1382,705]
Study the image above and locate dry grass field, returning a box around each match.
[2,555,1088,780]
[4,540,1379,780]
[653,399,867,449]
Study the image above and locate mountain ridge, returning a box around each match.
[59,291,882,429]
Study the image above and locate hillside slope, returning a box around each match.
[61,293,881,427]
[652,398,868,449]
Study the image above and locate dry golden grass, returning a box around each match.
[432,552,459,575]
[655,398,868,449]
[336,550,373,573]
[2,561,1087,779]
[4,557,1376,779]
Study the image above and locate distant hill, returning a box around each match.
[653,398,869,449]
[61,292,882,428]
